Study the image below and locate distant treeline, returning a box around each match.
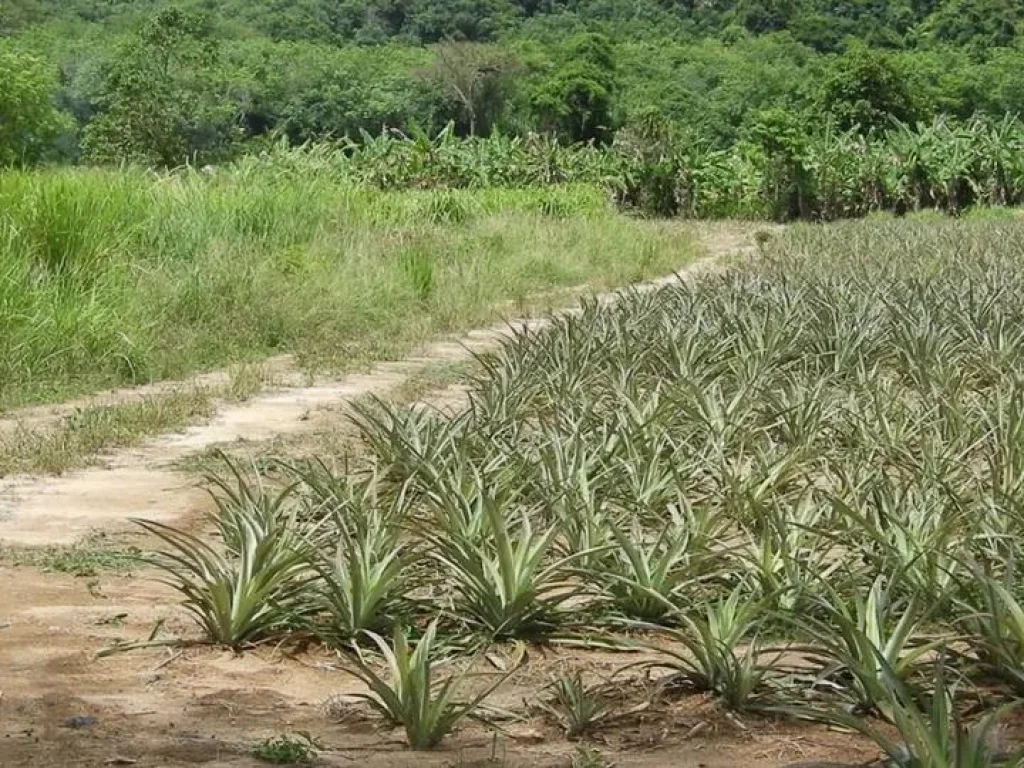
[2,0,1024,199]
[197,115,1024,221]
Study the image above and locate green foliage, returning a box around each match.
[125,216,1024,761]
[418,40,519,136]
[135,510,315,649]
[0,48,70,166]
[82,8,241,165]
[816,44,921,135]
[0,167,684,411]
[406,0,519,43]
[422,489,584,640]
[538,673,614,738]
[796,579,943,718]
[599,510,712,623]
[0,538,140,575]
[957,576,1024,695]
[571,747,614,768]
[263,44,443,144]
[925,0,1023,50]
[312,486,408,645]
[785,658,1023,768]
[6,0,1024,163]
[744,107,814,219]
[637,590,771,710]
[529,33,618,144]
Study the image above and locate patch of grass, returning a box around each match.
[251,732,323,765]
[0,169,699,413]
[171,419,361,479]
[0,534,141,576]
[172,359,475,478]
[537,673,614,738]
[0,361,281,477]
[0,389,215,477]
[572,746,615,768]
[228,362,277,401]
[389,360,476,404]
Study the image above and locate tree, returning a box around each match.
[733,0,796,34]
[408,0,518,42]
[925,0,1021,49]
[816,44,919,135]
[420,40,518,135]
[267,44,445,141]
[0,0,44,35]
[82,8,241,166]
[529,32,617,144]
[744,106,813,219]
[0,49,69,166]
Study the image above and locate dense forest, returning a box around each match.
[2,0,1024,172]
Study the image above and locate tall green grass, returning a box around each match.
[0,166,696,411]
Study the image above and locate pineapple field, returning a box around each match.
[6,1,1024,763]
[6,216,1017,767]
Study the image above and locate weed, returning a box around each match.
[537,673,613,738]
[252,732,323,764]
[400,248,435,302]
[0,536,140,576]
[0,169,696,415]
[0,390,215,477]
[571,746,615,768]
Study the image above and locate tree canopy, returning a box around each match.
[2,0,1023,166]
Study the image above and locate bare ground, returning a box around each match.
[0,223,888,767]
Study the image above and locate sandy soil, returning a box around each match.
[0,565,880,768]
[0,224,891,768]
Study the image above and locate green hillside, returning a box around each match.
[2,0,1023,167]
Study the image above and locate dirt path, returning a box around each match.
[0,224,755,547]
[0,223,881,768]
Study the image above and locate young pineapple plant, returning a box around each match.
[343,619,520,749]
[783,655,1023,768]
[423,491,588,640]
[957,576,1024,696]
[537,672,616,738]
[794,577,944,720]
[134,457,324,648]
[312,502,408,646]
[135,512,315,649]
[598,510,716,624]
[633,588,772,710]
